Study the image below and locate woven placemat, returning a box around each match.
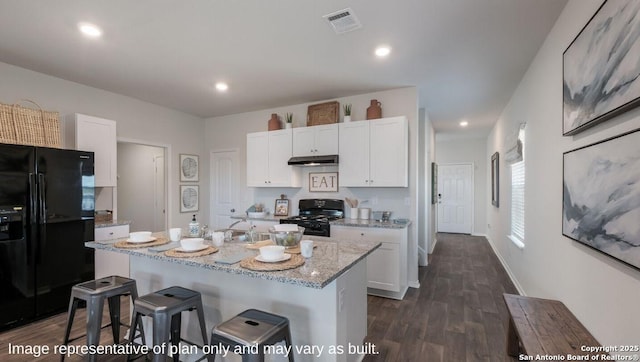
[114,237,170,249]
[164,246,218,258]
[240,254,305,271]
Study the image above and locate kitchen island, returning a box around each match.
[86,235,380,362]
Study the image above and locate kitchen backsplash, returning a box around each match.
[251,166,411,219]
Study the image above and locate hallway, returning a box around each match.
[363,233,519,361]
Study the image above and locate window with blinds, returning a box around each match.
[510,127,525,244]
[511,160,525,241]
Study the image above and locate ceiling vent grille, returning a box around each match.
[323,8,362,34]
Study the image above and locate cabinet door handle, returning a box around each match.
[230,208,235,213]
[109,232,114,235]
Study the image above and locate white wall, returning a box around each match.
[486,0,640,349]
[436,137,487,235]
[0,62,205,230]
[204,87,423,287]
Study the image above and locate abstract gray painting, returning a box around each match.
[563,129,640,270]
[563,0,640,136]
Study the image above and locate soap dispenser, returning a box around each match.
[189,214,200,237]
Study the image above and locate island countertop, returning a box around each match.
[86,234,379,289]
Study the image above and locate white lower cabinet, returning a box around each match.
[94,224,130,278]
[331,225,408,299]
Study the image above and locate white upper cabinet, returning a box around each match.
[292,124,339,157]
[339,116,408,187]
[66,114,117,187]
[246,129,301,187]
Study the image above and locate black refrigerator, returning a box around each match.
[0,143,95,331]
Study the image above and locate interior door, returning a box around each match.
[437,164,473,234]
[211,150,239,230]
[153,155,166,232]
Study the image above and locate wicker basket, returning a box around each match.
[0,100,61,148]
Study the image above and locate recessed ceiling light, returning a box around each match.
[78,22,102,38]
[215,82,229,92]
[375,46,391,57]
[459,121,469,127]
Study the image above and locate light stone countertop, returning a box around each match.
[331,218,411,229]
[95,220,131,228]
[86,232,380,289]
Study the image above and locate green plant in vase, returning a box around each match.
[285,113,293,128]
[343,104,352,122]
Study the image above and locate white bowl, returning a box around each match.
[129,231,152,242]
[259,245,285,261]
[180,238,205,251]
[247,211,266,219]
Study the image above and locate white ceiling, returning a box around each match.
[0,0,566,137]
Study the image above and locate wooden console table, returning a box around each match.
[503,294,606,358]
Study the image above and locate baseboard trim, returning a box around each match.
[408,280,420,289]
[472,232,487,237]
[485,234,526,296]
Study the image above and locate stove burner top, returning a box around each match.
[280,199,345,237]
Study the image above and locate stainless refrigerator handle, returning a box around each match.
[38,173,46,223]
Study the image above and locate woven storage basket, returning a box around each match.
[0,100,61,148]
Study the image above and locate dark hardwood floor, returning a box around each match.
[363,233,519,362]
[0,233,518,361]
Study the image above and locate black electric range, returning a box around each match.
[280,199,344,237]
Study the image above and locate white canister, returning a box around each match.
[358,208,371,220]
[349,208,359,219]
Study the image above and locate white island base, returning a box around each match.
[129,255,367,362]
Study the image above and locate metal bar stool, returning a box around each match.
[62,275,144,361]
[209,309,294,362]
[128,286,211,362]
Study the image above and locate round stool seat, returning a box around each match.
[210,309,294,362]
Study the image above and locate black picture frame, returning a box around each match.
[491,152,499,207]
[562,128,640,271]
[563,0,640,136]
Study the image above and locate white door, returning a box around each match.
[437,164,473,234]
[211,150,240,230]
[153,155,166,232]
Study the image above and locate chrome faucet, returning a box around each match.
[227,217,247,229]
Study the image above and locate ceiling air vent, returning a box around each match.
[323,8,362,34]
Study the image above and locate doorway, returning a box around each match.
[437,163,473,234]
[117,142,167,232]
[210,149,240,230]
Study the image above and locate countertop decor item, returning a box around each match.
[114,237,170,249]
[240,253,305,271]
[268,113,281,131]
[274,195,289,216]
[307,101,339,126]
[165,246,218,258]
[366,99,382,120]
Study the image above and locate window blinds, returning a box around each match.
[511,160,525,241]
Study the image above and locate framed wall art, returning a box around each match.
[180,154,199,182]
[563,0,640,136]
[274,198,290,216]
[491,152,499,207]
[562,128,640,270]
[309,172,338,192]
[180,185,199,213]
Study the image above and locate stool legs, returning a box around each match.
[85,296,105,358]
[107,295,121,344]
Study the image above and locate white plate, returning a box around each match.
[175,244,209,253]
[255,254,291,263]
[126,237,157,244]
